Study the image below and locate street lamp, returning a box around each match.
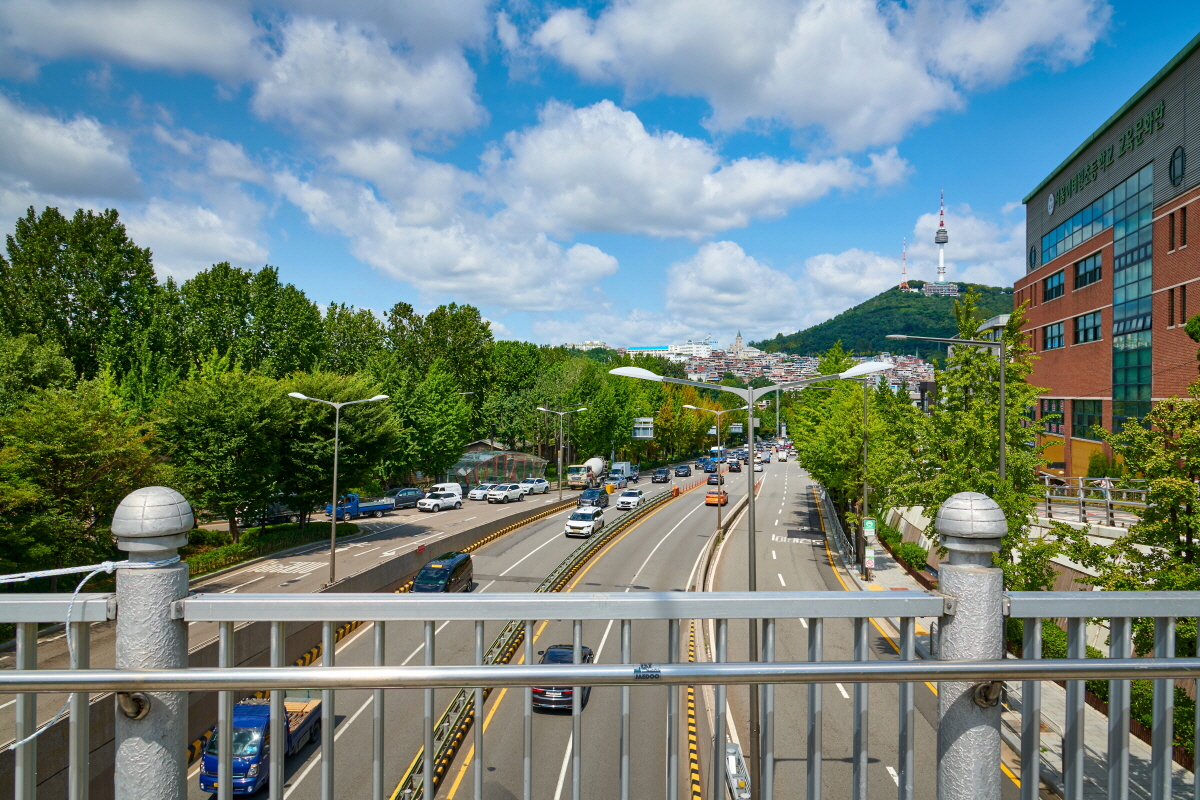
[537,407,586,500]
[610,360,890,796]
[684,404,748,535]
[885,333,1007,481]
[287,392,389,586]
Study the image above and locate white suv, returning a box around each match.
[487,483,524,504]
[520,477,550,495]
[564,507,605,537]
[616,489,645,510]
[417,492,462,512]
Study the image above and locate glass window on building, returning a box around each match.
[1074,253,1102,289]
[1072,400,1104,441]
[1111,163,1154,431]
[1040,399,1064,435]
[1074,311,1102,343]
[1043,321,1064,350]
[1043,270,1065,301]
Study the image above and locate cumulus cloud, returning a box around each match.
[124,198,269,279]
[531,0,1109,150]
[665,241,804,332]
[487,100,903,239]
[284,0,492,54]
[906,203,1025,286]
[253,17,485,142]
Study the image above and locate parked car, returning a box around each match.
[385,487,426,508]
[487,483,525,504]
[706,474,724,485]
[411,552,473,593]
[564,507,606,537]
[532,644,595,709]
[705,489,729,506]
[467,484,496,501]
[727,462,742,473]
[417,492,462,512]
[616,489,645,510]
[577,488,610,508]
[604,475,628,490]
[675,465,692,477]
[651,468,671,483]
[520,477,551,495]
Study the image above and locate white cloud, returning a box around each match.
[253,17,485,142]
[0,94,140,199]
[906,203,1025,286]
[488,100,901,239]
[796,248,906,328]
[531,0,1109,150]
[284,0,492,54]
[124,197,269,279]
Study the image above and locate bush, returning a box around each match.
[184,521,358,577]
[876,519,902,548]
[894,542,928,571]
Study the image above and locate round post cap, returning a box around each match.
[935,492,1006,553]
[112,486,193,552]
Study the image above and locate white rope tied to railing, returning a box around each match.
[3,555,181,750]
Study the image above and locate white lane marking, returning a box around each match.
[0,698,14,711]
[396,620,453,667]
[887,766,900,785]
[283,694,374,798]
[499,527,569,577]
[800,618,808,629]
[777,574,786,587]
[353,547,382,557]
[772,551,776,559]
[836,683,850,699]
[220,575,265,593]
[774,519,778,526]
[553,733,574,800]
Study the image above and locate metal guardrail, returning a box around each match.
[815,486,854,567]
[1038,475,1149,528]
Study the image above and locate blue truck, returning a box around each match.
[324,492,396,520]
[198,692,321,795]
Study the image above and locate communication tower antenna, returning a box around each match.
[935,189,949,283]
[899,237,909,291]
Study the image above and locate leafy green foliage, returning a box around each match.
[894,542,928,571]
[0,334,75,416]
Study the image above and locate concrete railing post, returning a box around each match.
[112,487,193,800]
[935,492,1006,800]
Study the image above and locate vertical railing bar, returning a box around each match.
[322,620,335,800]
[1108,617,1131,800]
[523,620,532,800]
[1065,617,1085,800]
[667,618,680,800]
[269,621,285,800]
[68,620,90,800]
[14,622,36,800]
[374,621,386,800]
[713,619,728,800]
[897,617,914,800]
[807,618,823,800]
[1150,617,1176,800]
[571,619,582,800]
[763,618,775,800]
[423,620,434,800]
[852,617,868,800]
[218,620,234,800]
[474,620,484,800]
[620,619,631,800]
[1020,618,1042,800]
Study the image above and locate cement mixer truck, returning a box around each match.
[566,457,606,490]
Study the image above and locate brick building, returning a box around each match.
[1018,32,1200,475]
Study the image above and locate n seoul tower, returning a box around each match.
[934,189,949,283]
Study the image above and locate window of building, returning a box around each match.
[1044,270,1065,302]
[1074,312,1101,343]
[1040,189,1115,267]
[1170,212,1176,250]
[1074,253,1101,289]
[1171,146,1185,187]
[1044,322,1064,350]
[1072,400,1104,441]
[1183,206,1189,247]
[1169,288,1176,327]
[1183,283,1189,324]
[1040,399,1064,435]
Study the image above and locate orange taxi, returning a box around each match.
[705,489,729,506]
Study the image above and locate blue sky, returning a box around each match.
[1,0,1197,349]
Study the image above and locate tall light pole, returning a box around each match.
[685,404,748,536]
[287,392,389,586]
[886,333,1007,481]
[537,407,586,500]
[610,361,890,797]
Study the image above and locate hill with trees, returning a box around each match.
[752,280,1014,360]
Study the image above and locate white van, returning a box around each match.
[428,482,463,499]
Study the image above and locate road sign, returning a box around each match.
[863,517,876,541]
[865,546,875,570]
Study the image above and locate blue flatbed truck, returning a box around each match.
[324,492,396,520]
[199,693,321,795]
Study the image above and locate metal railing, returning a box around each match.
[1038,475,1149,528]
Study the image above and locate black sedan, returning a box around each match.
[385,487,426,508]
[577,488,610,508]
[727,462,742,473]
[651,468,671,483]
[675,465,692,477]
[706,473,724,485]
[532,644,595,709]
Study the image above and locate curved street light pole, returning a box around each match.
[537,407,587,500]
[610,361,890,798]
[286,392,389,586]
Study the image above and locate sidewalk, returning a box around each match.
[831,526,1197,799]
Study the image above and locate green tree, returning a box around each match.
[0,334,75,416]
[319,303,386,374]
[370,360,472,484]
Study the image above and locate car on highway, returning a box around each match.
[384,487,426,508]
[532,644,595,709]
[651,468,671,483]
[564,507,606,537]
[487,483,525,504]
[706,474,724,485]
[675,465,692,477]
[754,462,764,472]
[705,489,729,506]
[412,552,473,593]
[616,489,645,510]
[417,492,462,512]
[703,462,718,473]
[467,484,497,501]
[778,453,788,462]
[727,462,742,473]
[604,475,628,490]
[520,477,551,495]
[577,488,610,509]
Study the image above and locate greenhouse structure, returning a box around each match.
[442,450,548,488]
